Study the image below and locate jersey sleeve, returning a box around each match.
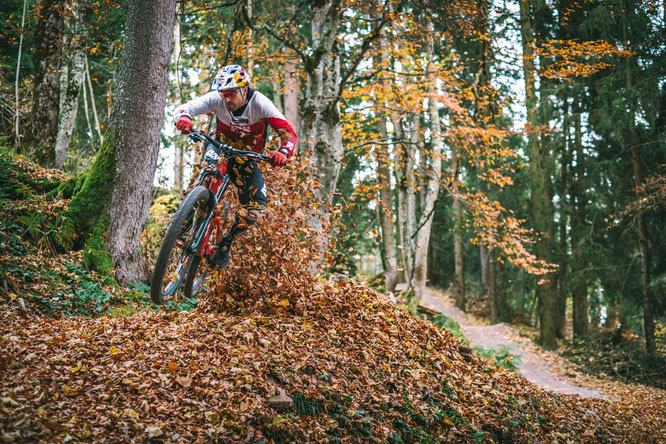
[267,117,297,156]
[255,92,298,156]
[174,92,222,124]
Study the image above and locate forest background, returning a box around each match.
[1,0,665,358]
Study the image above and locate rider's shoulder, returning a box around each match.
[250,90,282,115]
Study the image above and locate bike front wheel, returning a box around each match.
[150,186,212,305]
[183,201,229,298]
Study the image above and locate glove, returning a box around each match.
[175,115,193,133]
[270,148,289,167]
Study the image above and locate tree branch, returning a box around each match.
[336,11,393,101]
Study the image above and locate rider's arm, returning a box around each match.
[267,117,297,157]
[174,92,223,123]
[253,92,298,157]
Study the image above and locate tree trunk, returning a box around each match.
[14,0,28,145]
[571,100,589,337]
[374,30,398,294]
[299,0,343,244]
[106,0,178,284]
[624,13,656,354]
[58,0,178,285]
[284,54,300,154]
[410,25,443,310]
[520,0,558,348]
[557,97,570,335]
[453,183,466,310]
[54,0,89,169]
[27,0,64,166]
[489,247,498,323]
[631,146,656,354]
[85,58,103,144]
[173,11,183,192]
[395,118,418,291]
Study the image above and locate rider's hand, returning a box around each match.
[175,115,193,133]
[270,148,289,168]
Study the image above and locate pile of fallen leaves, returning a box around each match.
[2,148,666,442]
[2,281,666,442]
[186,155,327,311]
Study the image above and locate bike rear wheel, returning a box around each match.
[150,186,212,305]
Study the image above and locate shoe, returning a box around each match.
[210,238,232,270]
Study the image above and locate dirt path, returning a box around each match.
[401,285,608,399]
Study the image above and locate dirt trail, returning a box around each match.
[399,285,608,399]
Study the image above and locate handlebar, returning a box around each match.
[185,129,271,163]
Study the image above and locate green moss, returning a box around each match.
[83,214,116,286]
[46,176,81,200]
[53,214,77,251]
[53,130,119,287]
[55,130,117,252]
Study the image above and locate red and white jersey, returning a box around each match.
[174,89,297,156]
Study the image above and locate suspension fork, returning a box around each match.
[190,175,231,255]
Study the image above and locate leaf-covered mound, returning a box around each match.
[0,149,124,317]
[2,282,665,443]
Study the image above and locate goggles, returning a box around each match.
[220,88,241,97]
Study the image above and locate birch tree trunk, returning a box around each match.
[374,29,398,293]
[396,118,418,289]
[520,0,558,348]
[14,0,28,145]
[54,0,89,169]
[283,54,300,153]
[410,88,442,310]
[85,58,103,144]
[407,20,443,310]
[27,0,64,166]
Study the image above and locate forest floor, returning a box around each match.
[406,284,666,405]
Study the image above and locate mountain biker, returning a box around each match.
[174,64,297,270]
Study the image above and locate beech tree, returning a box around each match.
[54,0,89,169]
[252,0,393,251]
[56,0,178,285]
[25,0,64,166]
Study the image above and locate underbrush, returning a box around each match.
[560,330,666,389]
[0,149,188,317]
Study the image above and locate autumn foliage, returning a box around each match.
[1,153,665,442]
[201,156,327,313]
[2,284,666,442]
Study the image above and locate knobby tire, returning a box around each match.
[150,186,211,305]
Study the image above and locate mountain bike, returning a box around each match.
[150,130,270,305]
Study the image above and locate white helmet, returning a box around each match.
[212,65,249,92]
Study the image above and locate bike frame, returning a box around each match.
[184,130,270,259]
